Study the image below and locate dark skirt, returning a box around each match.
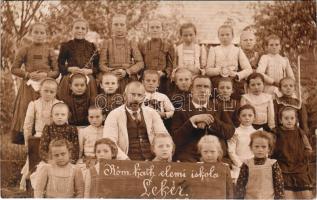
[57,74,97,101]
[283,169,314,191]
[10,81,39,144]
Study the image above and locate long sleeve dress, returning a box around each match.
[99,37,144,93]
[206,44,253,98]
[11,42,59,144]
[57,38,99,101]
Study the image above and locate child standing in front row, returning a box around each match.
[10,22,59,144]
[228,104,257,182]
[78,106,104,168]
[174,23,207,77]
[206,24,252,97]
[241,73,275,132]
[257,34,295,96]
[235,131,285,199]
[197,135,233,199]
[39,102,79,164]
[152,133,175,162]
[272,107,313,199]
[84,138,118,198]
[34,139,84,198]
[20,78,61,190]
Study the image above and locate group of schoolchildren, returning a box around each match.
[9,13,315,199]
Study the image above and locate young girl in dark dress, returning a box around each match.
[58,18,99,101]
[272,106,313,199]
[60,73,95,126]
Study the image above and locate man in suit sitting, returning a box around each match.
[103,81,169,160]
[171,75,235,162]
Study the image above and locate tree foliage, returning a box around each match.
[43,0,160,47]
[1,1,44,69]
[250,1,316,61]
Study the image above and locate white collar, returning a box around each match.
[125,106,141,115]
[192,100,208,109]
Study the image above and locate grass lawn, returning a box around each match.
[0,134,32,197]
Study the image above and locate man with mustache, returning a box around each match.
[171,75,235,163]
[103,81,169,160]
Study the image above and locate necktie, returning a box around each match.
[132,112,139,123]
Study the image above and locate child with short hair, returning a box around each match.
[20,78,61,190]
[274,77,309,134]
[240,30,260,70]
[256,34,295,96]
[152,133,175,162]
[235,131,284,199]
[197,135,233,199]
[206,24,252,96]
[174,22,207,77]
[34,139,84,198]
[84,138,118,198]
[99,14,144,92]
[143,70,175,120]
[11,22,59,144]
[241,73,275,131]
[60,73,94,126]
[78,106,104,168]
[39,102,79,164]
[228,104,257,181]
[58,18,98,100]
[168,68,192,110]
[215,77,240,127]
[272,107,313,199]
[97,72,124,118]
[139,19,174,94]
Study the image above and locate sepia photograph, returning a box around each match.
[1,0,316,198]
